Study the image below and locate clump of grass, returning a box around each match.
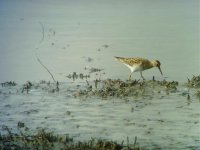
[20,80,60,94]
[1,81,17,87]
[187,75,200,88]
[196,90,200,100]
[186,75,200,100]
[0,124,147,150]
[21,81,32,93]
[67,72,90,81]
[74,78,179,99]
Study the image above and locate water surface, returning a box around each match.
[0,0,199,83]
[0,0,199,149]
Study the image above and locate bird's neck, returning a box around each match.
[150,61,156,68]
[143,61,154,70]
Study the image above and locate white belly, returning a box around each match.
[124,64,143,73]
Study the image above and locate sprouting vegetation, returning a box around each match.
[187,75,200,88]
[196,90,200,100]
[74,78,178,99]
[67,72,90,81]
[0,123,146,150]
[186,75,200,99]
[1,81,17,87]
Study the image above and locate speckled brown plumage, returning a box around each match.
[114,56,162,80]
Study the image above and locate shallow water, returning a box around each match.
[0,0,199,83]
[0,82,199,149]
[0,0,200,149]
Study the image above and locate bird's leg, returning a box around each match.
[129,73,132,80]
[140,72,145,80]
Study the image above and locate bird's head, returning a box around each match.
[152,60,163,75]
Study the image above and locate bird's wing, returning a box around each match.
[115,57,144,66]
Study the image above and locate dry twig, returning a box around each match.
[36,54,56,82]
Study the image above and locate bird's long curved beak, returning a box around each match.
[158,66,163,75]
